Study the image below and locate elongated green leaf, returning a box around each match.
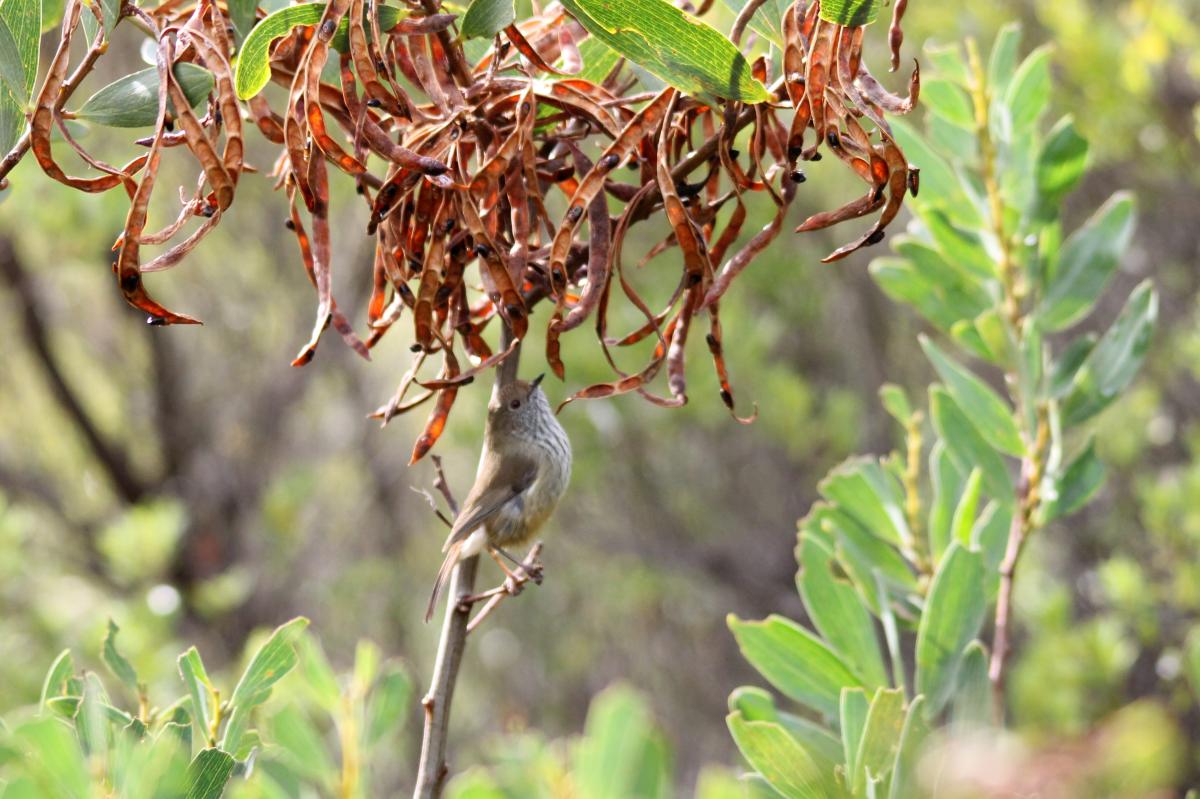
[222,618,309,754]
[574,685,666,799]
[854,688,905,792]
[922,337,1024,457]
[920,210,996,281]
[818,0,881,26]
[268,704,337,781]
[927,441,963,564]
[297,633,341,711]
[840,688,869,779]
[929,387,1014,506]
[461,0,512,39]
[950,641,991,727]
[576,36,622,84]
[0,0,37,96]
[1044,439,1105,520]
[915,543,987,717]
[1061,281,1157,426]
[921,78,974,130]
[879,384,911,425]
[0,17,23,99]
[102,620,138,691]
[559,0,770,103]
[1036,116,1088,208]
[727,713,833,799]
[178,647,214,746]
[1040,192,1136,331]
[228,0,258,42]
[797,534,888,689]
[235,3,406,99]
[949,467,983,547]
[987,23,1020,98]
[887,696,928,799]
[1004,44,1051,131]
[890,119,981,228]
[1049,333,1096,398]
[729,614,863,719]
[10,717,90,797]
[186,748,235,799]
[41,0,64,32]
[366,665,412,747]
[729,686,844,768]
[76,63,214,128]
[40,650,74,708]
[818,457,911,548]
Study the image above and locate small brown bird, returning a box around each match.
[426,374,572,621]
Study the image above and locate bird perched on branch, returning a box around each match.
[426,375,572,621]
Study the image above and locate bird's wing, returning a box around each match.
[440,452,538,552]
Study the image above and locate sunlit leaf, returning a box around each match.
[853,688,905,793]
[921,336,1024,456]
[1044,439,1106,520]
[929,387,1014,506]
[726,713,832,799]
[222,617,309,754]
[559,0,770,103]
[102,620,139,692]
[186,748,236,799]
[1036,115,1088,211]
[729,613,863,718]
[950,641,991,726]
[915,543,987,717]
[461,0,512,39]
[1039,192,1136,331]
[1004,44,1051,131]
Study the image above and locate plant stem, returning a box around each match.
[413,325,520,799]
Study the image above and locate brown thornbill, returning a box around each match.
[426,375,572,621]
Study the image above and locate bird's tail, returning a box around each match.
[425,541,462,623]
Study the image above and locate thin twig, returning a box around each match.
[465,542,543,633]
[431,454,459,516]
[413,325,521,799]
[731,0,769,46]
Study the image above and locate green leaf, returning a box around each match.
[726,713,833,799]
[927,441,962,566]
[1003,44,1051,131]
[576,36,622,84]
[461,0,512,39]
[839,688,869,779]
[0,17,24,99]
[1039,192,1136,331]
[366,665,412,747]
[929,387,1014,506]
[1049,333,1096,399]
[40,650,74,709]
[886,696,928,799]
[235,3,407,99]
[178,647,214,747]
[40,0,64,32]
[878,384,911,425]
[921,78,974,130]
[1061,281,1158,427]
[921,336,1024,457]
[268,705,337,782]
[1044,439,1105,521]
[9,717,90,797]
[75,672,112,758]
[721,0,785,47]
[797,534,888,689]
[914,543,987,717]
[228,0,258,42]
[729,687,844,768]
[558,0,770,103]
[729,614,863,719]
[818,457,911,548]
[920,210,996,281]
[186,748,235,799]
[817,0,881,26]
[950,641,991,727]
[0,0,38,96]
[102,620,139,692]
[1036,116,1089,209]
[76,63,214,128]
[986,23,1021,98]
[297,633,341,711]
[949,467,983,548]
[890,119,981,228]
[925,42,969,87]
[574,685,667,799]
[222,617,309,754]
[853,688,905,792]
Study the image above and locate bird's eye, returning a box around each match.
[509,399,521,410]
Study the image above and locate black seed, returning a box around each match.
[687,272,702,287]
[201,204,215,217]
[410,343,423,352]
[567,205,583,223]
[376,60,387,72]
[907,167,920,196]
[366,98,382,108]
[790,170,807,184]
[147,315,166,326]
[599,153,620,171]
[285,218,295,230]
[319,19,336,39]
[729,148,740,160]
[441,218,456,234]
[474,243,491,258]
[626,159,639,171]
[705,333,719,349]
[121,273,140,292]
[356,184,365,195]
[787,144,803,160]
[214,110,223,125]
[506,304,524,320]
[520,101,531,115]
[827,130,840,148]
[164,118,175,132]
[397,283,415,300]
[719,388,733,407]
[866,229,886,245]
[435,285,452,303]
[809,151,823,162]
[409,256,423,272]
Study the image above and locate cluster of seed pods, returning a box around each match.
[25,0,918,461]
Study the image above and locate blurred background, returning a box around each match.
[0,0,1197,792]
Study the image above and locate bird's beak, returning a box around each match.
[531,373,545,388]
